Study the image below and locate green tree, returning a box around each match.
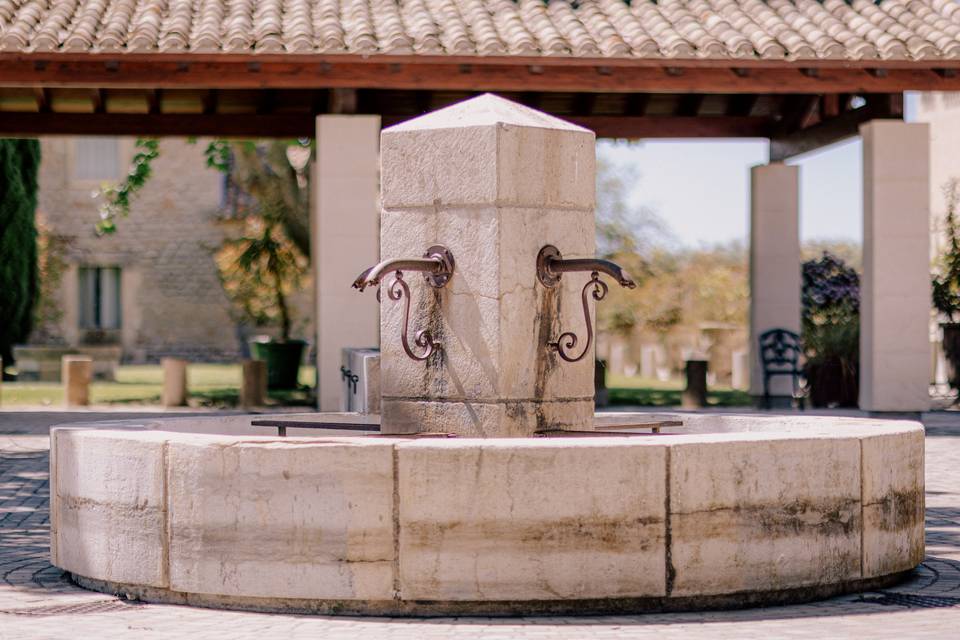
[0,139,41,377]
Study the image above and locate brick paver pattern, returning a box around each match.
[1,423,960,639]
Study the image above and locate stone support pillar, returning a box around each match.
[860,120,931,412]
[161,358,188,407]
[62,356,92,407]
[313,115,381,411]
[240,359,267,408]
[379,95,596,436]
[748,163,801,400]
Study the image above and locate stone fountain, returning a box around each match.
[50,95,924,615]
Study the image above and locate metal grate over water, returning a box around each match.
[862,592,960,609]
[0,599,143,617]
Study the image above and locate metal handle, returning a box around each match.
[340,366,359,394]
[385,272,441,361]
[550,271,608,363]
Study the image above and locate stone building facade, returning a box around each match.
[31,136,309,363]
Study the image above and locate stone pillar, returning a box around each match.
[62,356,92,407]
[240,359,267,407]
[731,349,750,391]
[860,121,931,412]
[313,115,380,411]
[379,95,596,436]
[161,358,188,407]
[749,163,800,401]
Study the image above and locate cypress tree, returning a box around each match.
[0,139,41,377]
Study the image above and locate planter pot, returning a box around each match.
[804,358,859,408]
[249,340,306,390]
[941,323,960,393]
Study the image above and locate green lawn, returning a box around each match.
[0,364,316,408]
[606,374,751,407]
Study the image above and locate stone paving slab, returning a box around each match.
[1,421,960,638]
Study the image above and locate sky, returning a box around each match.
[596,95,919,249]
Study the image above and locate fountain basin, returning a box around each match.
[50,413,923,615]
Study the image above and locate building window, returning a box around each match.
[72,137,120,182]
[78,267,121,330]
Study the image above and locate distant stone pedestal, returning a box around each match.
[731,349,750,391]
[62,356,92,407]
[594,360,609,408]
[161,358,188,407]
[241,360,267,408]
[682,359,708,409]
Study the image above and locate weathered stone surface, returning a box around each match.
[382,398,594,437]
[669,436,862,596]
[381,95,594,211]
[378,95,597,436]
[396,439,667,600]
[53,428,169,587]
[167,436,396,601]
[862,428,926,577]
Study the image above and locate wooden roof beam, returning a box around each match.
[6,57,960,93]
[770,99,901,161]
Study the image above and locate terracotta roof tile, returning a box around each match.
[1,0,960,62]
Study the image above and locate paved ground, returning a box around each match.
[1,412,960,638]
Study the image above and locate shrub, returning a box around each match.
[802,252,860,407]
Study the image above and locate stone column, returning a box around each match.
[313,115,380,411]
[860,121,931,412]
[748,163,801,401]
[62,356,92,407]
[161,358,188,407]
[379,94,596,436]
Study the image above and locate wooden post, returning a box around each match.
[241,360,267,408]
[682,359,709,409]
[161,358,188,407]
[62,355,92,407]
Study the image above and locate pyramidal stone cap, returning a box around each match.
[385,93,592,133]
[379,92,595,211]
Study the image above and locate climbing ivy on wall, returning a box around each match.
[0,138,41,375]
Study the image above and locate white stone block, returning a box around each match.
[859,120,930,412]
[167,437,396,601]
[669,436,861,596]
[748,163,800,398]
[396,439,667,600]
[314,114,380,411]
[861,428,925,578]
[377,96,598,436]
[53,429,169,587]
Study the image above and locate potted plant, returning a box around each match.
[802,252,860,408]
[218,217,307,389]
[214,141,311,390]
[932,179,960,393]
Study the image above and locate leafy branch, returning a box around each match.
[95,138,159,235]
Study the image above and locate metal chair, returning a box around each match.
[758,328,805,409]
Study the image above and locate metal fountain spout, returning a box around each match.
[352,245,455,361]
[535,245,637,363]
[351,246,455,292]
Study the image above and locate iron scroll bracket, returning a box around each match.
[354,245,454,362]
[550,271,608,363]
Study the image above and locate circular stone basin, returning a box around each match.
[50,412,924,615]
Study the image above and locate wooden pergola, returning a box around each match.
[1,52,951,159]
[0,0,948,411]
